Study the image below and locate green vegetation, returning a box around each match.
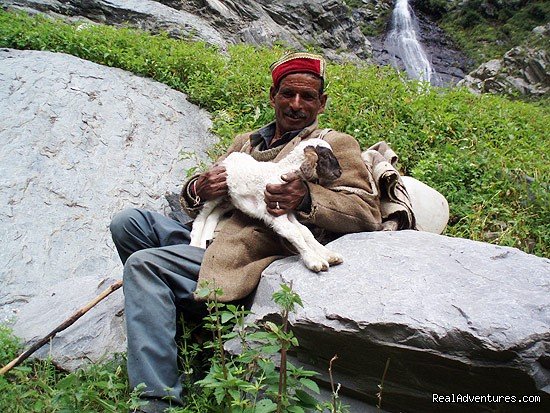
[0,10,548,256]
[0,324,141,412]
[419,0,550,65]
[1,285,346,412]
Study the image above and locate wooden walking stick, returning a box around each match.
[0,279,123,375]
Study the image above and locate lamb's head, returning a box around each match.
[296,139,342,182]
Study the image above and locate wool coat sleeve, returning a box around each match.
[179,133,249,217]
[295,132,383,233]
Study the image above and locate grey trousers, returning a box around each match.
[110,208,205,409]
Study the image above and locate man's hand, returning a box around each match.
[265,172,307,216]
[193,165,228,201]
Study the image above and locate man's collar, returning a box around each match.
[250,121,317,150]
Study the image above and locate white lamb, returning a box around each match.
[189,138,344,272]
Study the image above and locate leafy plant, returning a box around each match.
[0,324,144,413]
[437,0,550,65]
[193,282,326,413]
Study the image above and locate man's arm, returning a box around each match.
[295,133,382,233]
[180,134,249,217]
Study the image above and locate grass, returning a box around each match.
[0,285,344,413]
[0,325,139,412]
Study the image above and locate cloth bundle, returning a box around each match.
[363,141,449,234]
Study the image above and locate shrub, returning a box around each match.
[526,3,546,20]
[459,9,485,28]
[413,0,450,19]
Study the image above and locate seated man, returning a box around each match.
[110,52,383,413]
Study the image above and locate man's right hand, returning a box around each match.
[193,165,228,201]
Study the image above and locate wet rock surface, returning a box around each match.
[248,231,550,412]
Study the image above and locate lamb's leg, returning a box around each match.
[268,214,330,272]
[199,203,234,248]
[189,199,223,248]
[288,214,343,266]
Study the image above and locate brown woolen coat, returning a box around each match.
[180,122,382,302]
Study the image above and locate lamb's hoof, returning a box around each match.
[381,220,399,231]
[326,252,343,265]
[304,254,329,272]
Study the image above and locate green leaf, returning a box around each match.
[264,322,279,334]
[228,388,240,401]
[299,378,320,394]
[222,331,239,340]
[261,345,281,354]
[221,312,234,324]
[195,287,211,298]
[56,374,77,390]
[286,406,305,413]
[295,389,319,408]
[247,331,272,341]
[214,386,225,405]
[253,398,277,413]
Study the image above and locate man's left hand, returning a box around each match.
[265,172,307,216]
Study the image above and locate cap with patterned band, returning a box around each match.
[270,52,326,88]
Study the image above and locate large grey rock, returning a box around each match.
[459,43,549,98]
[0,49,215,366]
[248,231,550,412]
[11,277,124,371]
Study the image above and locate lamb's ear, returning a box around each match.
[299,146,319,180]
[314,146,342,181]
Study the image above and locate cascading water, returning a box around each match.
[385,0,436,83]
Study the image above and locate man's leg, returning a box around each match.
[110,208,204,411]
[123,244,204,410]
[110,208,193,264]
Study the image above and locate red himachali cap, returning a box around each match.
[270,52,326,87]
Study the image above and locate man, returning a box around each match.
[110,52,383,412]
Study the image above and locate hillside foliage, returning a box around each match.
[415,0,550,65]
[0,10,548,257]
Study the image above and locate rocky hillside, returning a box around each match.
[2,0,472,84]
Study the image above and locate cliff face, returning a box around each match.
[2,1,545,93]
[1,0,470,84]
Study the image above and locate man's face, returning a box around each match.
[270,73,327,136]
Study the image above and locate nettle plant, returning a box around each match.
[189,282,346,413]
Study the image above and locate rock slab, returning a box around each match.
[458,25,550,99]
[11,277,124,371]
[0,49,214,368]
[250,231,550,412]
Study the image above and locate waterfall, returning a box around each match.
[385,0,436,83]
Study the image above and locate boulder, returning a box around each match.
[459,44,549,98]
[11,277,124,371]
[247,231,550,412]
[0,48,214,367]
